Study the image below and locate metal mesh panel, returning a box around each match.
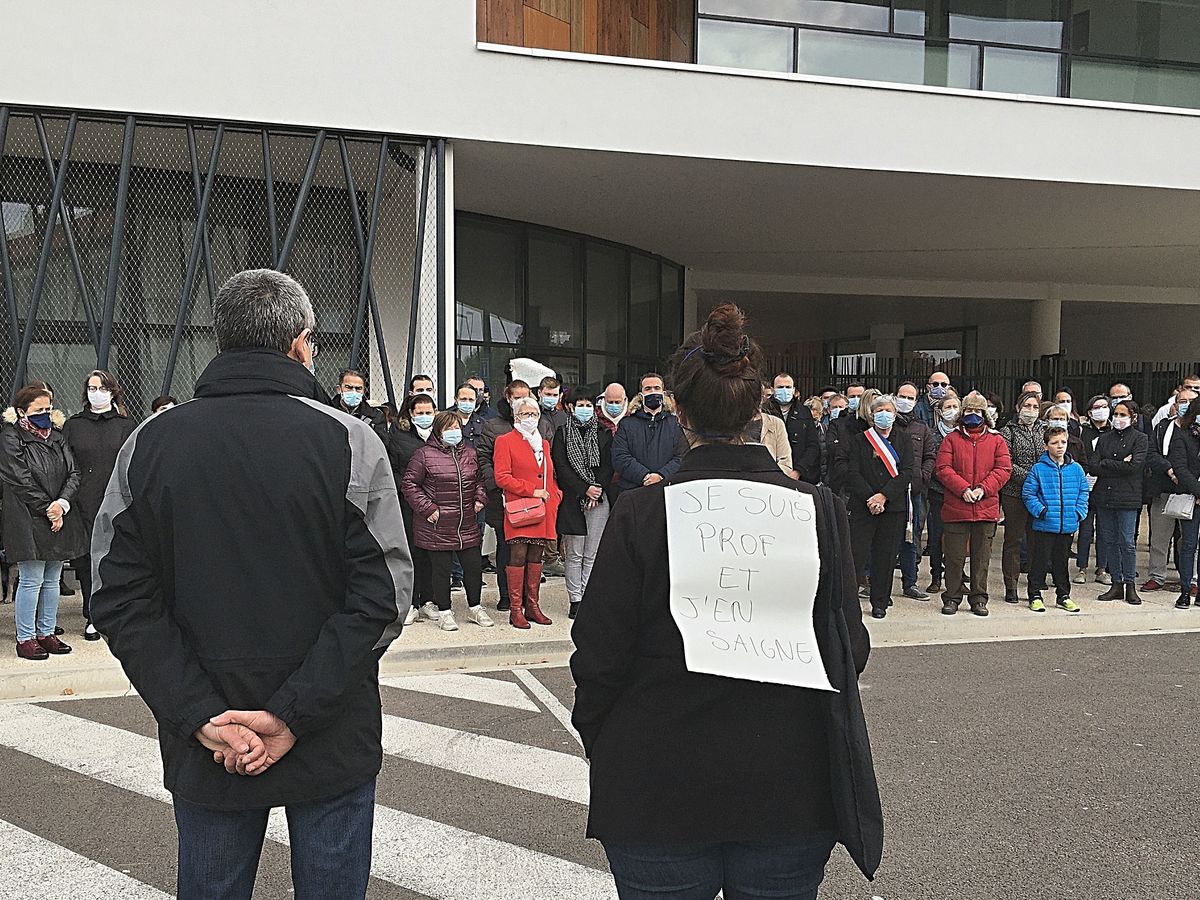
[0,106,441,414]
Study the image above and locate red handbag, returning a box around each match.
[504,451,547,528]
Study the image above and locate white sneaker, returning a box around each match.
[419,602,441,622]
[1072,569,1087,585]
[438,611,459,632]
[1096,570,1112,585]
[404,605,418,626]
[466,606,495,627]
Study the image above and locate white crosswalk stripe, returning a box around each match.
[379,672,540,711]
[0,819,172,899]
[0,701,616,900]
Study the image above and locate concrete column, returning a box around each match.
[683,272,699,335]
[1030,296,1062,357]
[871,323,905,361]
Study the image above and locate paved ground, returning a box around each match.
[1,635,1197,899]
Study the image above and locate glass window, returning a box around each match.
[697,18,794,72]
[526,230,581,349]
[585,243,628,354]
[541,354,584,387]
[699,0,889,30]
[981,46,1061,94]
[1071,0,1200,66]
[628,255,660,357]
[797,29,980,89]
[456,343,518,393]
[1070,58,1200,109]
[948,1,1066,49]
[660,263,683,358]
[456,218,521,344]
[587,354,623,390]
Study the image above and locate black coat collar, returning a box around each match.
[676,442,780,475]
[193,348,329,403]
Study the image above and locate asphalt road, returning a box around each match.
[0,634,1196,899]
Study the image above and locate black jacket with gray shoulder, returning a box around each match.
[90,348,412,810]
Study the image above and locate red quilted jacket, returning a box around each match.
[401,439,487,551]
[935,428,1012,523]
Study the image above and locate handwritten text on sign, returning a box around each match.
[665,479,836,692]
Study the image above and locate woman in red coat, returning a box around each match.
[934,391,1012,617]
[493,396,562,628]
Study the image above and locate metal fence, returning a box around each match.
[0,105,444,414]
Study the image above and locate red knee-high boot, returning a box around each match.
[523,563,553,626]
[506,566,529,629]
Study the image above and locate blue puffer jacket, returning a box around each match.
[1022,451,1090,534]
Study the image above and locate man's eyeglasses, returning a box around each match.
[928,381,950,388]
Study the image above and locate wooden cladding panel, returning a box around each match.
[479,0,693,62]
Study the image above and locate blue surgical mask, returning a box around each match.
[873,411,895,430]
[442,429,463,446]
[929,386,948,400]
[774,387,794,404]
[829,407,843,420]
[413,413,434,429]
[962,413,984,427]
[605,402,625,417]
[541,395,559,410]
[1177,402,1190,417]
[341,390,363,408]
[27,412,52,430]
[457,400,476,415]
[848,396,860,411]
[573,406,595,424]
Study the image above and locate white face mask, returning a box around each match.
[88,388,113,409]
[517,417,540,436]
[1018,408,1039,426]
[895,397,917,414]
[1090,407,1110,423]
[1056,401,1072,414]
[1112,415,1132,431]
[987,406,997,420]
[940,407,959,422]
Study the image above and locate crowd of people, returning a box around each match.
[7,352,1200,656]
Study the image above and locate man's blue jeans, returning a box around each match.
[174,778,375,900]
[899,493,925,590]
[602,833,836,900]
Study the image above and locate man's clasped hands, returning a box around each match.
[193,710,297,777]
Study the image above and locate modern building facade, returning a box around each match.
[2,1,1198,408]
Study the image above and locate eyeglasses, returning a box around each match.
[514,411,540,420]
[928,381,950,388]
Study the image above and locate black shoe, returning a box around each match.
[903,585,930,601]
[84,622,101,641]
[568,601,580,620]
[1176,594,1191,610]
[870,608,887,619]
[970,603,989,617]
[1004,588,1019,604]
[497,597,510,611]
[1096,584,1123,602]
[59,580,75,597]
[481,561,497,574]
[1124,583,1142,606]
[450,577,464,592]
[53,626,64,636]
[941,600,958,616]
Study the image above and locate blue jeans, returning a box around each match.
[1177,515,1200,592]
[1097,508,1139,585]
[1076,504,1108,571]
[14,559,63,642]
[174,778,375,900]
[926,491,945,583]
[603,834,836,900]
[899,493,925,590]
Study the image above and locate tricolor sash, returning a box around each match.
[865,427,913,540]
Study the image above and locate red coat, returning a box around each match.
[935,428,1012,523]
[493,429,562,541]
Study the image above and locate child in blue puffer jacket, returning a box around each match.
[1022,426,1091,612]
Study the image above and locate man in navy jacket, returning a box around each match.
[612,373,688,493]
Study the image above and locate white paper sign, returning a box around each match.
[665,479,836,692]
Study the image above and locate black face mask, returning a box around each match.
[643,393,664,411]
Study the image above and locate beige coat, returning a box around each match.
[756,413,793,476]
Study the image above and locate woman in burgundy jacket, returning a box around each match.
[934,391,1012,616]
[401,411,491,631]
[493,396,562,628]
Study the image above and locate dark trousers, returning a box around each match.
[1001,493,1033,590]
[943,520,997,606]
[412,546,432,607]
[926,491,946,583]
[173,778,375,900]
[850,513,907,611]
[602,834,835,900]
[898,493,925,590]
[495,518,511,600]
[1029,531,1074,599]
[72,553,92,622]
[428,547,483,611]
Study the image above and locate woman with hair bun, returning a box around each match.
[572,304,882,899]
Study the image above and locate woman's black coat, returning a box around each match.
[551,421,615,536]
[1087,427,1149,510]
[570,443,882,880]
[1169,426,1200,498]
[844,427,914,520]
[0,423,88,562]
[63,408,139,532]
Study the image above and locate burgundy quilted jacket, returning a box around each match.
[401,439,487,551]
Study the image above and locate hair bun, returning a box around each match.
[700,304,754,374]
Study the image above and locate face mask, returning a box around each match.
[1056,401,1072,414]
[829,407,843,420]
[441,429,463,446]
[341,390,363,408]
[413,413,434,429]
[88,388,113,409]
[573,406,595,424]
[517,417,540,435]
[27,412,53,430]
[643,392,664,411]
[1112,415,1132,431]
[1111,396,1130,408]
[940,407,959,422]
[774,387,794,404]
[457,400,476,415]
[1178,402,1191,418]
[1048,419,1069,431]
[929,386,948,401]
[1090,407,1110,423]
[1019,409,1039,426]
[847,396,860,411]
[895,397,916,414]
[987,406,997,420]
[873,411,895,430]
[605,402,625,417]
[962,413,984,428]
[541,395,559,411]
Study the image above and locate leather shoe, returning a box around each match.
[970,603,989,617]
[36,634,72,655]
[16,639,48,660]
[1096,584,1124,602]
[870,608,886,619]
[941,600,958,615]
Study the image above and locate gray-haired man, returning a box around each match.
[92,269,412,899]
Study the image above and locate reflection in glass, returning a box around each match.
[455,219,521,342]
[1071,0,1200,66]
[629,254,660,357]
[1071,58,1200,109]
[660,264,683,358]
[948,1,1065,49]
[981,46,1060,95]
[526,231,582,348]
[699,0,889,30]
[586,243,628,353]
[697,18,794,72]
[797,30,979,89]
